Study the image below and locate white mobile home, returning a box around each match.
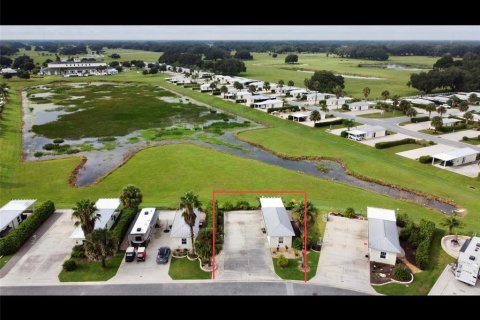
[326,97,353,109]
[347,125,386,141]
[200,83,213,92]
[170,208,200,249]
[455,237,480,286]
[259,198,295,249]
[435,118,462,128]
[431,147,479,167]
[367,207,401,266]
[253,99,283,110]
[70,198,121,245]
[348,101,370,111]
[246,94,271,105]
[128,208,159,247]
[234,91,252,103]
[290,89,308,99]
[291,111,311,122]
[0,199,37,237]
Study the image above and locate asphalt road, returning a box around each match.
[0,281,365,295]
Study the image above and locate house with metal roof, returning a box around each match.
[70,198,121,244]
[348,101,371,111]
[431,147,479,167]
[0,199,37,237]
[346,125,386,141]
[259,198,295,249]
[170,208,201,249]
[252,99,283,111]
[367,207,401,266]
[455,236,480,286]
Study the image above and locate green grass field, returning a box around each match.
[382,144,424,154]
[273,251,320,281]
[168,257,211,280]
[58,251,124,282]
[358,111,405,119]
[242,53,437,99]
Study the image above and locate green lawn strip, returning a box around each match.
[374,230,454,295]
[398,121,412,126]
[358,111,405,119]
[273,251,320,281]
[58,251,124,282]
[168,257,211,280]
[382,144,424,154]
[0,255,13,270]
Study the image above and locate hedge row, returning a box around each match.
[400,218,436,270]
[419,155,433,164]
[375,138,417,149]
[0,201,56,255]
[111,208,137,246]
[439,123,467,133]
[314,119,344,127]
[411,116,430,123]
[266,105,300,114]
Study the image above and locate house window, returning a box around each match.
[278,237,284,244]
[135,236,142,242]
[181,238,187,244]
[380,252,387,259]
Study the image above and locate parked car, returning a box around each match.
[137,247,147,261]
[125,246,136,262]
[156,247,171,264]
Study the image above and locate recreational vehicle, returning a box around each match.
[128,208,159,247]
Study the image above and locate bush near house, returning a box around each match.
[375,138,417,149]
[314,119,344,128]
[0,201,55,256]
[277,254,289,269]
[396,212,410,227]
[392,265,411,281]
[62,259,77,272]
[419,155,433,164]
[287,115,293,120]
[266,105,300,114]
[110,208,137,246]
[411,116,430,123]
[400,218,436,269]
[438,123,467,133]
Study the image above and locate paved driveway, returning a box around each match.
[217,211,278,281]
[0,210,76,286]
[310,215,377,295]
[429,265,480,295]
[360,133,416,147]
[439,130,480,142]
[396,144,455,160]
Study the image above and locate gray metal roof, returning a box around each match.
[170,208,200,239]
[368,218,401,253]
[261,207,295,237]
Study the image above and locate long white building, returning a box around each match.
[39,58,117,77]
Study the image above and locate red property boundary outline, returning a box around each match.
[211,190,308,282]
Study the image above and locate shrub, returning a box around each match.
[222,202,235,211]
[111,208,137,246]
[415,240,430,269]
[419,155,432,164]
[314,119,344,127]
[43,143,56,151]
[462,136,469,141]
[277,255,289,269]
[235,200,251,210]
[53,138,64,144]
[341,104,349,111]
[0,201,55,255]
[287,115,293,120]
[340,130,348,138]
[344,207,356,218]
[71,244,85,258]
[292,237,303,250]
[62,259,77,272]
[411,116,430,123]
[392,265,411,281]
[307,226,321,248]
[375,138,417,149]
[439,123,467,133]
[396,212,410,228]
[34,151,45,157]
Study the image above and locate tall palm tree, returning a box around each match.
[179,191,202,255]
[406,107,418,119]
[209,82,217,92]
[458,101,469,113]
[220,85,228,97]
[287,80,294,87]
[72,199,98,237]
[278,80,284,91]
[309,110,321,124]
[84,229,118,268]
[468,93,477,105]
[233,81,243,91]
[399,100,410,114]
[381,90,390,101]
[344,119,354,130]
[464,111,474,126]
[437,106,447,117]
[440,214,464,241]
[120,185,143,210]
[248,84,256,94]
[362,87,370,100]
[425,104,436,118]
[264,81,271,92]
[431,116,443,133]
[391,95,400,113]
[291,200,317,231]
[333,85,343,99]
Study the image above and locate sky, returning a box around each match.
[1,25,479,41]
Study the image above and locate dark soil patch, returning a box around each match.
[370,261,411,285]
[400,239,417,266]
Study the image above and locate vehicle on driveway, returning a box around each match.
[156,247,171,264]
[125,247,136,262]
[137,247,147,262]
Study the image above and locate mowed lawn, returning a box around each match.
[168,257,211,280]
[273,251,320,281]
[58,251,124,282]
[242,53,436,99]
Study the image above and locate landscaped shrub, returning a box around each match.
[0,201,55,256]
[396,212,410,228]
[53,138,64,144]
[314,119,344,127]
[462,136,469,141]
[344,207,357,218]
[266,105,300,114]
[401,219,435,269]
[340,130,348,138]
[34,151,45,157]
[71,244,86,258]
[375,138,416,149]
[62,259,77,272]
[415,240,431,269]
[287,115,293,120]
[307,226,321,248]
[341,104,349,111]
[439,123,467,133]
[277,254,289,269]
[292,237,303,250]
[235,200,252,210]
[110,208,137,246]
[411,116,430,123]
[392,265,411,281]
[419,155,433,164]
[222,202,234,211]
[43,143,56,151]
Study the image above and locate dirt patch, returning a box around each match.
[370,261,411,285]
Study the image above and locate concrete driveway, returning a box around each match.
[360,133,416,147]
[0,210,76,286]
[429,265,480,295]
[396,144,455,160]
[216,211,278,281]
[310,215,377,295]
[439,130,480,142]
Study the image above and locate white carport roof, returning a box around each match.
[432,147,479,162]
[0,199,37,231]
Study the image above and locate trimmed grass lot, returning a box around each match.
[273,251,320,281]
[0,255,13,270]
[358,111,405,119]
[58,251,124,282]
[374,230,455,295]
[382,144,424,154]
[168,257,211,280]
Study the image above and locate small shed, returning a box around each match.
[367,207,401,266]
[170,208,201,249]
[259,198,295,249]
[347,125,386,141]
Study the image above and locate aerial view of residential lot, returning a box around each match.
[0,25,479,296]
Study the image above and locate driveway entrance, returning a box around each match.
[216,211,278,281]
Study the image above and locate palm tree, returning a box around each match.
[458,101,469,113]
[362,87,370,100]
[437,106,447,117]
[333,85,343,99]
[391,95,400,113]
[464,111,474,126]
[263,81,270,92]
[220,85,228,97]
[287,80,294,87]
[84,229,118,268]
[440,214,464,241]
[399,100,410,114]
[278,80,285,91]
[309,110,321,124]
[321,104,328,113]
[344,119,354,130]
[248,84,256,94]
[406,107,418,119]
[291,200,317,230]
[425,104,436,118]
[381,90,390,101]
[431,116,443,133]
[447,95,460,108]
[209,82,217,92]
[72,199,98,237]
[468,93,477,105]
[120,185,143,210]
[233,81,243,91]
[179,191,202,255]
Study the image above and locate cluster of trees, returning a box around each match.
[304,70,345,93]
[332,45,389,61]
[203,58,246,76]
[409,53,480,93]
[58,45,88,55]
[233,51,253,60]
[109,53,121,59]
[284,54,298,64]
